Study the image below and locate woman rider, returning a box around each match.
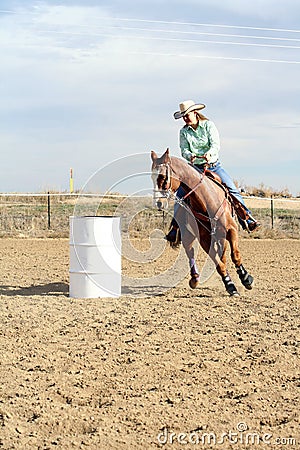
[166,100,260,242]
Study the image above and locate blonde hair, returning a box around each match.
[195,111,208,120]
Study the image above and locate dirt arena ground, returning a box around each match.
[0,238,299,449]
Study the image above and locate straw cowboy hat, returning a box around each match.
[173,100,206,119]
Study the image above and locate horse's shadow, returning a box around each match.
[121,284,167,297]
[0,282,69,297]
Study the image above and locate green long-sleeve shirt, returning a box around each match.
[179,119,220,165]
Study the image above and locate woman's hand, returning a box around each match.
[190,153,209,164]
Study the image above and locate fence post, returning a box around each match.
[271,195,274,228]
[47,192,51,229]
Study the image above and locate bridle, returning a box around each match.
[155,162,172,192]
[154,160,206,199]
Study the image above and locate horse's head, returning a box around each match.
[151,148,180,211]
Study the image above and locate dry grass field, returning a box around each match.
[0,194,300,239]
[0,237,299,449]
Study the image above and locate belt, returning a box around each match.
[194,160,219,170]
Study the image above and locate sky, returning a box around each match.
[1,0,300,195]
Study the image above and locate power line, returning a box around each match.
[30,23,300,43]
[98,16,300,35]
[95,25,300,43]
[129,50,300,65]
[2,39,299,64]
[32,29,300,51]
[3,11,300,49]
[1,8,300,35]
[1,8,300,63]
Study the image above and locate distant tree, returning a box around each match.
[243,183,292,198]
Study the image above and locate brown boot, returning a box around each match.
[247,220,261,232]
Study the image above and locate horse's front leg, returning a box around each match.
[181,234,200,289]
[176,209,201,289]
[189,254,200,289]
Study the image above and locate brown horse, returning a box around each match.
[151,148,254,296]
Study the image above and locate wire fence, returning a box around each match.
[0,192,299,239]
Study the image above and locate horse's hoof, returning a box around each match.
[237,266,254,290]
[243,276,254,290]
[230,290,240,297]
[189,276,199,289]
[226,285,240,296]
[223,276,239,297]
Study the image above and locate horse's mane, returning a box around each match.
[170,156,221,191]
[171,156,226,197]
[171,156,200,175]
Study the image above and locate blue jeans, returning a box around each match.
[174,161,251,217]
[201,161,246,206]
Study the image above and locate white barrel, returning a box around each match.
[69,216,121,298]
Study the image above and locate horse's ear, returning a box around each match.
[163,148,171,163]
[151,150,157,161]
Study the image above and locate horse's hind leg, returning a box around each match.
[201,234,239,297]
[236,264,254,290]
[227,227,254,290]
[217,239,240,297]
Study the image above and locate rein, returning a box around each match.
[182,166,207,201]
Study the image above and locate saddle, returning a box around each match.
[205,170,222,184]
